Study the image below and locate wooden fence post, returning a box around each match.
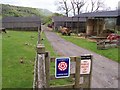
[88,55,93,88]
[37,44,47,88]
[38,27,41,44]
[45,51,50,88]
[37,54,45,88]
[37,44,45,54]
[81,54,93,89]
[74,57,80,88]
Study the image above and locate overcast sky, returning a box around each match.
[0,0,120,13]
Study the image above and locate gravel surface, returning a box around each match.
[43,26,119,88]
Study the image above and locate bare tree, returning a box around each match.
[85,4,89,12]
[73,0,87,14]
[90,0,105,12]
[91,0,96,12]
[55,0,108,16]
[56,0,87,16]
[70,0,76,16]
[56,0,71,17]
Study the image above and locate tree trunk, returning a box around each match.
[71,0,76,16]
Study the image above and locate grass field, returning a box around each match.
[2,31,38,88]
[2,30,73,88]
[58,33,119,62]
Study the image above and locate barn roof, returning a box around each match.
[2,16,41,23]
[52,16,86,22]
[73,10,118,18]
[1,16,41,29]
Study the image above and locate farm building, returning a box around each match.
[52,16,86,33]
[117,3,120,27]
[52,10,119,36]
[73,10,118,36]
[2,16,41,31]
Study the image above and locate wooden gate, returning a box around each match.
[33,44,93,89]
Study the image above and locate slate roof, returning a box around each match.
[1,16,41,28]
[73,10,118,18]
[2,16,41,23]
[52,16,86,22]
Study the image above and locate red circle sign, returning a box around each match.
[58,61,68,71]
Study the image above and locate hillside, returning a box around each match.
[0,4,64,24]
[1,4,53,18]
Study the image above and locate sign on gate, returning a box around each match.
[55,57,70,78]
[80,55,92,74]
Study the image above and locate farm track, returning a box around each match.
[43,26,119,88]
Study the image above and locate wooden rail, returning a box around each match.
[49,56,92,88]
[33,44,92,89]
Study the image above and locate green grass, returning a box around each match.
[50,78,73,86]
[2,31,73,88]
[58,33,118,62]
[2,31,38,88]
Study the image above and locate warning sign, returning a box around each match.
[80,59,91,74]
[55,57,70,78]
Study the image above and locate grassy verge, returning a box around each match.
[41,32,58,57]
[41,32,57,75]
[57,33,118,62]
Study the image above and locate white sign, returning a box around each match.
[80,59,91,74]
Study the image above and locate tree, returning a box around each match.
[70,0,76,16]
[55,0,72,17]
[90,0,105,12]
[72,0,87,14]
[52,13,64,16]
[55,0,109,16]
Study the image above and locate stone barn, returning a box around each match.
[52,16,86,33]
[2,16,41,31]
[73,10,118,36]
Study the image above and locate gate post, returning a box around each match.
[74,57,80,88]
[45,51,50,88]
[37,44,45,54]
[88,55,93,88]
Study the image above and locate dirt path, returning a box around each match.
[43,26,119,88]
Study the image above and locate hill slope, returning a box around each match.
[1,4,53,17]
[0,4,64,24]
